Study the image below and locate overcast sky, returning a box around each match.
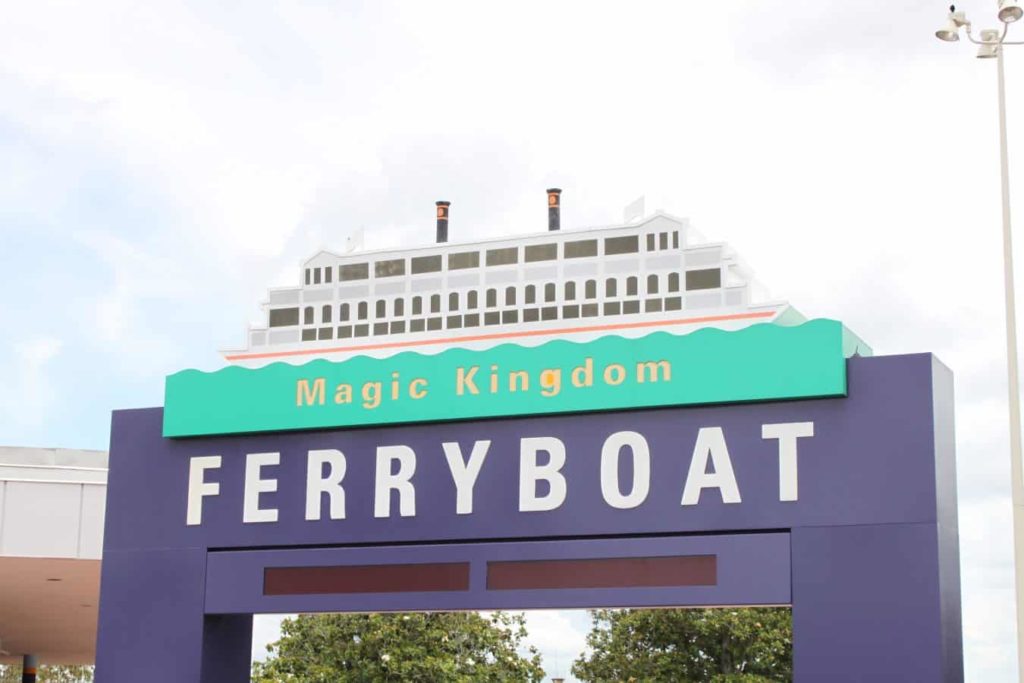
[2,0,1023,679]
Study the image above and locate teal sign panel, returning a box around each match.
[163,319,867,438]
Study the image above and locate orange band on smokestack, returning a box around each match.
[436,200,450,243]
[546,188,561,231]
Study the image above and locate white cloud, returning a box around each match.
[0,336,63,428]
[14,336,61,366]
[251,614,290,663]
[521,610,590,682]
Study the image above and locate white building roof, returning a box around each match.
[0,446,107,664]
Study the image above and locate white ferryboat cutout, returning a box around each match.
[224,190,802,367]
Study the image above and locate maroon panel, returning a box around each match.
[264,562,470,596]
[487,555,717,590]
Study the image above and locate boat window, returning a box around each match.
[313,268,322,285]
[322,305,333,323]
[375,259,406,278]
[525,243,557,262]
[340,263,369,281]
[468,291,478,309]
[626,277,638,296]
[660,233,669,250]
[668,273,680,292]
[394,298,404,316]
[304,307,314,325]
[585,280,597,299]
[324,268,333,284]
[525,285,536,304]
[376,299,386,318]
[448,251,480,270]
[545,283,556,302]
[340,304,350,322]
[412,296,422,315]
[411,255,443,274]
[605,235,639,255]
[505,286,516,306]
[564,239,597,259]
[486,289,497,307]
[449,292,459,311]
[565,281,576,301]
[606,278,617,297]
[647,275,659,294]
[430,294,441,313]
[672,231,679,249]
[486,247,518,266]
[358,302,368,320]
[646,234,656,251]
[269,308,299,327]
[305,269,311,285]
[686,268,722,290]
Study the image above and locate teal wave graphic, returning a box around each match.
[165,319,858,438]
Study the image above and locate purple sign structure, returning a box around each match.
[95,354,962,682]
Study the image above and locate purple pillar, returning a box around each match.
[791,356,961,682]
[792,523,959,681]
[201,615,253,682]
[95,548,251,682]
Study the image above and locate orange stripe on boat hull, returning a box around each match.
[224,311,776,361]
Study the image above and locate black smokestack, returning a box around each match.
[436,200,450,243]
[547,188,561,231]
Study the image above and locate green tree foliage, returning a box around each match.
[0,665,93,683]
[252,612,544,683]
[572,608,791,683]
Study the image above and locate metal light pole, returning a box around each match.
[936,1,1024,679]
